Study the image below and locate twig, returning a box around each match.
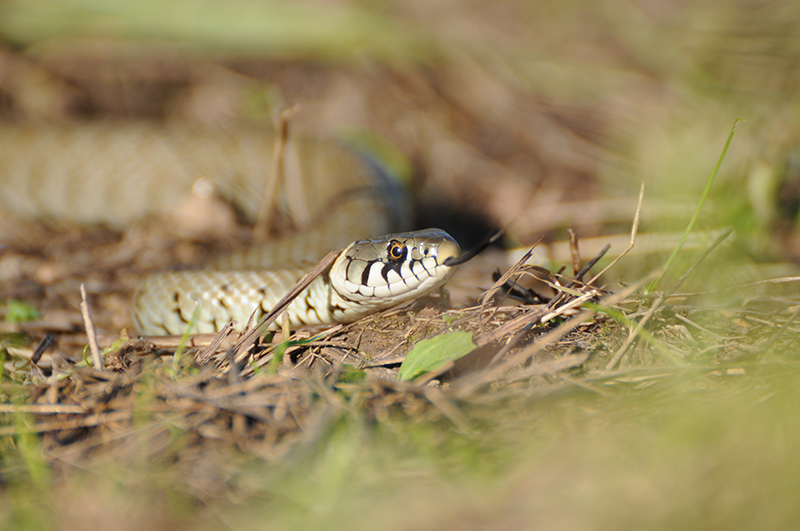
[587,181,644,286]
[253,104,300,242]
[543,244,609,311]
[539,289,600,323]
[567,228,581,277]
[195,322,237,366]
[80,283,103,371]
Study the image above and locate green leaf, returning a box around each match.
[398,332,475,382]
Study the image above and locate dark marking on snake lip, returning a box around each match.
[408,259,422,281]
[380,261,403,283]
[257,287,267,297]
[360,262,372,286]
[172,292,180,304]
[345,257,358,281]
[419,260,432,276]
[220,283,230,292]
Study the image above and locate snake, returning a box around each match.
[0,122,461,335]
[133,228,460,335]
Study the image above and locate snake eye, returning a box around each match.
[388,242,406,261]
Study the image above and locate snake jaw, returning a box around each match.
[328,228,461,321]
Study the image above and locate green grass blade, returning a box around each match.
[172,302,200,373]
[646,118,743,294]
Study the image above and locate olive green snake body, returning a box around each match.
[0,123,461,335]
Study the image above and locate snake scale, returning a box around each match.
[0,123,461,335]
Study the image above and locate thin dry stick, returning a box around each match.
[539,289,600,323]
[567,228,581,276]
[605,293,664,371]
[541,244,609,311]
[101,333,215,350]
[253,104,300,242]
[194,322,237,366]
[587,181,644,287]
[80,283,103,370]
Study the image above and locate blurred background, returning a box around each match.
[2,0,799,275]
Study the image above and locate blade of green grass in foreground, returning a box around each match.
[171,301,200,374]
[646,118,743,294]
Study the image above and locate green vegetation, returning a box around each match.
[398,331,474,381]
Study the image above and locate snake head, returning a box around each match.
[329,228,461,320]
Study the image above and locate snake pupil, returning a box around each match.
[388,242,405,261]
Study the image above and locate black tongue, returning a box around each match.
[443,229,504,267]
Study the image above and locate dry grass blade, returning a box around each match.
[760,304,800,353]
[79,283,103,370]
[539,243,609,313]
[539,289,600,323]
[454,309,597,398]
[587,181,644,286]
[195,322,237,366]
[477,236,544,330]
[568,228,581,276]
[254,104,300,242]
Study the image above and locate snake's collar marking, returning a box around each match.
[133,229,461,336]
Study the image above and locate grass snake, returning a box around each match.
[0,123,461,335]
